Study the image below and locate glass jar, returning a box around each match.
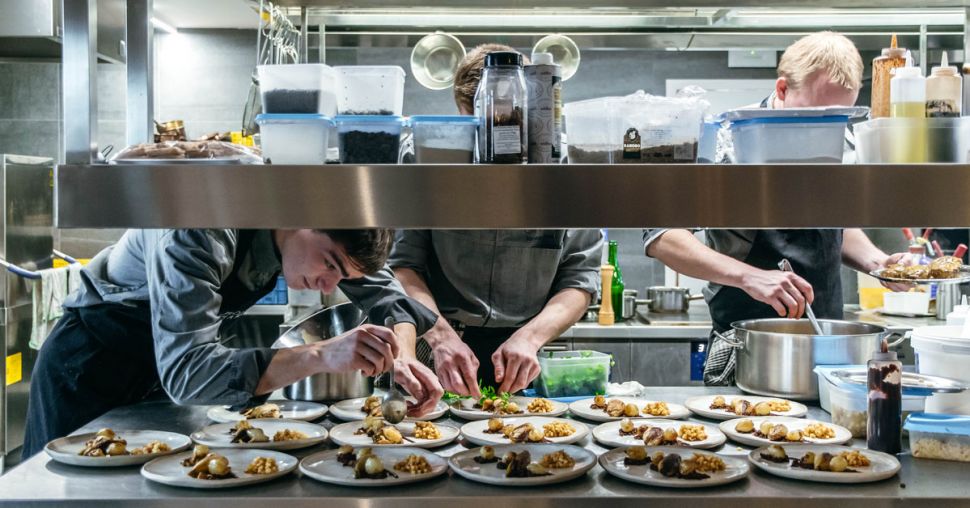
[475,51,528,164]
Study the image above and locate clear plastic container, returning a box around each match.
[335,66,406,116]
[535,350,611,397]
[856,117,970,164]
[905,413,970,462]
[728,116,848,163]
[335,115,405,164]
[255,114,333,164]
[257,64,337,116]
[911,325,970,414]
[697,121,720,163]
[814,365,926,438]
[409,115,478,163]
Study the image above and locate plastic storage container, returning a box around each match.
[258,64,337,116]
[911,325,970,414]
[905,413,970,462]
[335,115,405,164]
[728,116,848,163]
[255,114,333,164]
[335,66,406,116]
[855,117,970,163]
[409,115,478,163]
[256,276,289,305]
[815,365,927,438]
[535,350,612,398]
[697,121,720,163]
[883,291,931,315]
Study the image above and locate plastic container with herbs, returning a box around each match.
[535,350,612,397]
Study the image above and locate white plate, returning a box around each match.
[592,419,725,449]
[460,417,589,447]
[449,396,568,421]
[300,447,447,486]
[45,430,192,467]
[330,397,450,422]
[329,421,460,449]
[191,419,328,451]
[748,444,900,484]
[206,400,328,423]
[684,395,808,421]
[568,397,691,422]
[599,446,749,488]
[719,416,852,447]
[449,443,596,486]
[141,448,297,489]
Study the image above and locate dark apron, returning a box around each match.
[23,230,278,458]
[415,324,519,391]
[703,229,844,385]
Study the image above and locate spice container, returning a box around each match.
[905,413,970,462]
[475,51,528,164]
[258,64,338,115]
[926,52,962,118]
[409,115,478,163]
[868,340,902,454]
[335,115,405,164]
[335,66,406,116]
[563,96,617,163]
[524,52,562,163]
[871,34,907,119]
[255,114,333,164]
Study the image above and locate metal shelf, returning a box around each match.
[282,0,970,8]
[55,163,970,229]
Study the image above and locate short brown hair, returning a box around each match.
[453,43,530,113]
[777,31,863,91]
[316,229,394,275]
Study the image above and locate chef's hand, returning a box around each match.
[878,252,916,292]
[316,324,399,377]
[426,318,482,398]
[394,356,444,417]
[493,332,542,394]
[741,268,814,319]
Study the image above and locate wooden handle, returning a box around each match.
[599,265,615,326]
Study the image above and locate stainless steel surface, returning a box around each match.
[645,286,701,313]
[4,387,969,507]
[273,304,374,401]
[620,290,638,320]
[125,0,154,146]
[0,0,57,37]
[62,0,99,164]
[54,163,970,228]
[728,318,889,400]
[831,369,970,393]
[410,31,466,90]
[283,0,970,8]
[630,341,697,386]
[936,284,964,319]
[778,259,823,334]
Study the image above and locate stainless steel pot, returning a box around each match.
[621,289,640,320]
[645,286,703,313]
[272,303,375,401]
[718,318,904,400]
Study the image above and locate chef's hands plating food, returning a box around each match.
[739,268,814,319]
[493,333,543,394]
[386,323,445,416]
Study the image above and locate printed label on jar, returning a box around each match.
[493,126,523,155]
[623,128,642,160]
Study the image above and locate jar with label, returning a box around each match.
[926,52,962,118]
[871,34,907,119]
[475,51,528,164]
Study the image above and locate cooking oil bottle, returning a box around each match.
[890,54,927,162]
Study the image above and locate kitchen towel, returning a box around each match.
[29,265,77,350]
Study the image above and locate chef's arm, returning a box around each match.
[841,228,893,272]
[393,267,454,349]
[337,265,439,336]
[513,288,591,348]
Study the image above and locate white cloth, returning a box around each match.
[606,381,647,397]
[30,266,71,350]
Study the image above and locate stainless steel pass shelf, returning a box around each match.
[279,0,970,8]
[56,163,970,229]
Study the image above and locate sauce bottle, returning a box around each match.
[475,51,528,164]
[867,339,902,454]
[926,52,962,118]
[871,34,907,119]
[524,52,562,163]
[890,54,926,118]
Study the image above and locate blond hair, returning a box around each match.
[453,43,529,113]
[777,31,863,91]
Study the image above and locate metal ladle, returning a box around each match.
[380,317,408,424]
[778,259,824,335]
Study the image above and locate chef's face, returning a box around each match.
[276,230,366,294]
[776,69,859,108]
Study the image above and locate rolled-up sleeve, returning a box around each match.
[146,230,277,407]
[387,230,432,276]
[551,229,604,296]
[338,265,438,336]
[642,228,669,257]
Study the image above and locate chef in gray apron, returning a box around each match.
[23,229,439,458]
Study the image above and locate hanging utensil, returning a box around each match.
[778,258,824,335]
[532,34,580,81]
[411,31,466,90]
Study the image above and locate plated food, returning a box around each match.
[45,429,191,467]
[599,446,749,488]
[206,400,328,423]
[720,417,852,447]
[330,396,450,422]
[190,419,328,451]
[460,417,590,447]
[449,393,568,421]
[592,418,726,449]
[872,257,970,284]
[748,444,900,483]
[568,396,691,422]
[301,446,448,486]
[449,444,597,486]
[330,419,460,449]
[141,448,297,488]
[684,395,807,421]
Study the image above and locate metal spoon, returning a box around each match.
[380,317,408,424]
[778,259,824,335]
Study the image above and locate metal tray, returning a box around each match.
[869,267,970,285]
[831,369,969,394]
[111,157,244,165]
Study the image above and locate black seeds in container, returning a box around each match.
[340,131,399,163]
[263,90,320,114]
[341,109,394,116]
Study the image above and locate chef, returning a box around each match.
[389,45,604,398]
[23,228,441,457]
[643,32,907,385]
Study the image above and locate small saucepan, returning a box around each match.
[644,286,703,313]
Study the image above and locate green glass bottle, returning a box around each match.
[608,241,625,320]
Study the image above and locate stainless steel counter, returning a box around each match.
[3,386,969,507]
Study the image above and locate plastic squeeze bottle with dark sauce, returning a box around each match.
[867,339,902,454]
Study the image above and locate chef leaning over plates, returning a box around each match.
[23,228,443,458]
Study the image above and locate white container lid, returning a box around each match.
[911,325,970,354]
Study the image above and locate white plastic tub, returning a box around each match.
[255,114,333,164]
[728,116,847,163]
[258,64,337,116]
[883,291,931,315]
[912,326,970,414]
[335,115,405,164]
[335,66,406,116]
[409,115,478,163]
